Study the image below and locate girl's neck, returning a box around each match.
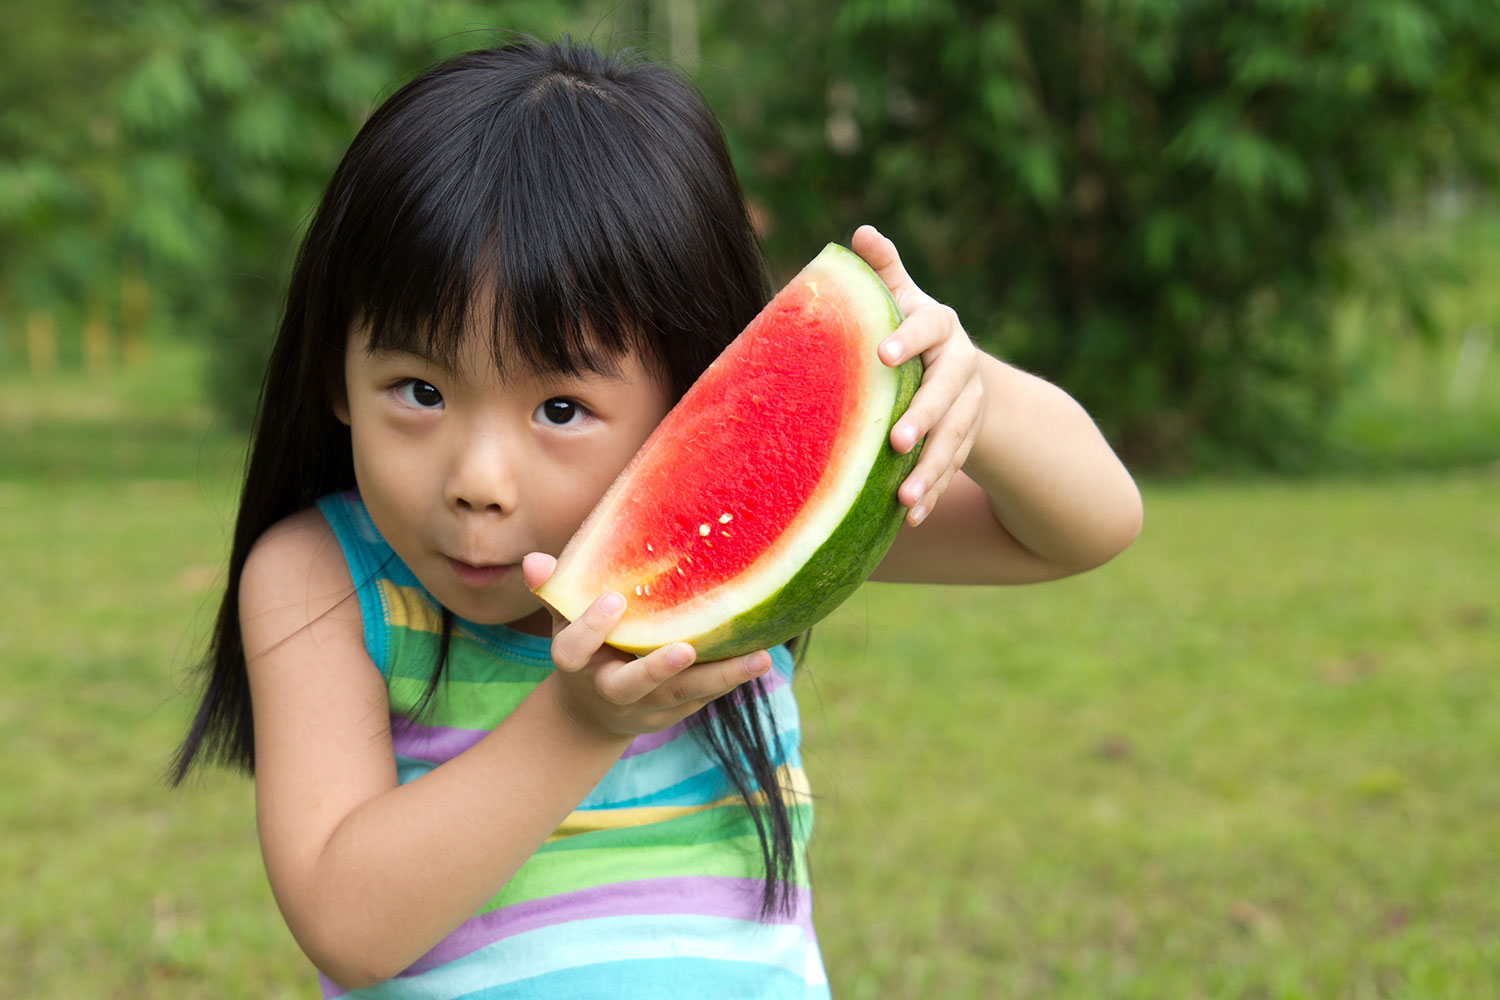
[504,606,553,638]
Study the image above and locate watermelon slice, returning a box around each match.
[535,243,921,659]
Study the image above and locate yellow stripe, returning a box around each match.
[380,580,513,648]
[547,765,811,842]
[379,579,444,633]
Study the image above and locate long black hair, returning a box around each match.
[171,38,800,914]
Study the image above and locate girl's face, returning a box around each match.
[336,321,673,634]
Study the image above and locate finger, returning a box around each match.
[899,390,983,508]
[549,590,627,670]
[907,427,976,526]
[890,354,981,456]
[661,649,773,708]
[878,302,964,370]
[589,641,696,705]
[850,225,933,315]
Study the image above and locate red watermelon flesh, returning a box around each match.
[535,243,921,659]
[598,297,860,612]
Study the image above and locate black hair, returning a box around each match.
[170,38,800,915]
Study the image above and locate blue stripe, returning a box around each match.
[318,493,393,673]
[340,915,821,999]
[452,957,823,999]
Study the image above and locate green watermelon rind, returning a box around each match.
[681,353,922,661]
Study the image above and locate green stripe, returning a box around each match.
[386,627,552,685]
[475,807,814,913]
[388,674,537,728]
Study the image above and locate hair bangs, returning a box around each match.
[318,41,768,396]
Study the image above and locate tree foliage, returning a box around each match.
[1,0,599,414]
[715,0,1500,468]
[5,0,1499,465]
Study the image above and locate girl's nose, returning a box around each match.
[445,430,519,515]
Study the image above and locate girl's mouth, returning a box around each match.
[448,558,513,587]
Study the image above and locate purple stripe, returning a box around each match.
[395,716,693,763]
[620,718,693,758]
[399,876,813,976]
[731,661,789,702]
[391,719,487,762]
[393,667,788,764]
[620,662,788,757]
[395,717,697,763]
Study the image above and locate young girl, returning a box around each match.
[173,38,1141,998]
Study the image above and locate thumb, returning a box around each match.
[850,224,926,313]
[522,552,569,634]
[522,551,557,591]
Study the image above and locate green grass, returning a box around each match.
[0,346,301,996]
[3,329,1497,998]
[807,473,1500,998]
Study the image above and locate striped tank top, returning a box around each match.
[316,491,828,999]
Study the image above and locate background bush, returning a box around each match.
[705,0,1500,468]
[4,0,1500,468]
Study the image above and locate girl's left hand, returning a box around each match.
[851,225,985,526]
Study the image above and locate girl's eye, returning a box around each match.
[536,397,587,427]
[395,379,443,408]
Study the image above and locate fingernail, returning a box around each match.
[667,644,694,668]
[747,651,771,677]
[599,592,625,615]
[906,479,926,504]
[910,505,929,525]
[881,340,903,364]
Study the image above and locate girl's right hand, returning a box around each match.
[522,553,773,739]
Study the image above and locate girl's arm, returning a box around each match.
[244,510,766,988]
[854,226,1144,585]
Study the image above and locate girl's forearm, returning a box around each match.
[965,352,1142,571]
[269,676,631,989]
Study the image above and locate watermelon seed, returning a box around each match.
[676,567,685,576]
[646,542,654,553]
[643,585,652,597]
[634,586,643,597]
[698,523,711,536]
[718,513,733,524]
[721,531,731,538]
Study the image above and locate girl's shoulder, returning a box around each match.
[239,506,361,648]
[249,505,336,553]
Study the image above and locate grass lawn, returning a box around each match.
[809,473,1499,998]
[2,338,1496,998]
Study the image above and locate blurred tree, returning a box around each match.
[712,0,1500,469]
[1,0,592,416]
[6,0,1498,466]
[0,0,142,367]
